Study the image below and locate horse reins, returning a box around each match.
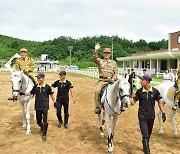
[104,86,120,115]
[104,85,130,115]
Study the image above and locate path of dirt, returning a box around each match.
[0,72,179,154]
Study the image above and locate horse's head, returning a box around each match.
[11,71,23,100]
[117,76,131,106]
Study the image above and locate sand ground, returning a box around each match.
[0,72,179,154]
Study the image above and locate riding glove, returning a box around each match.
[54,102,57,109]
[162,112,166,122]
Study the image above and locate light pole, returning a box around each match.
[67,46,73,69]
[111,36,113,60]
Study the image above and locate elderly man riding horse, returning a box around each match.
[15,48,36,84]
[93,42,118,114]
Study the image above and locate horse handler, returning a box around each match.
[93,42,118,114]
[20,72,56,142]
[131,74,166,154]
[52,70,76,129]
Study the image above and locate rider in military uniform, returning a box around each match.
[172,64,180,111]
[93,42,118,114]
[15,48,36,84]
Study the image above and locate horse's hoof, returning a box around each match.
[22,125,27,130]
[100,132,104,137]
[108,147,113,153]
[26,130,31,134]
[159,131,163,134]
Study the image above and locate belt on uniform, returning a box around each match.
[99,76,109,79]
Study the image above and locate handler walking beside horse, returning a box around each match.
[52,70,76,129]
[93,42,118,114]
[131,74,166,154]
[20,72,56,141]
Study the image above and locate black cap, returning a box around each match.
[36,72,45,79]
[59,70,66,76]
[143,69,147,71]
[138,74,152,82]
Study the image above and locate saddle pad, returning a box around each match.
[167,86,175,101]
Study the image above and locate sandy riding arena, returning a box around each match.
[0,72,179,154]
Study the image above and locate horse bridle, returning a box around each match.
[119,92,130,102]
[12,74,30,94]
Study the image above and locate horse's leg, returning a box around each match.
[98,113,104,137]
[105,114,113,152]
[157,109,163,134]
[170,110,178,136]
[19,101,27,129]
[102,110,105,130]
[26,99,32,134]
[111,115,118,149]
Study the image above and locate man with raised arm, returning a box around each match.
[92,42,118,114]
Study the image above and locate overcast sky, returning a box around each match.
[0,0,179,42]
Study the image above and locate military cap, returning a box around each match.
[20,48,28,53]
[103,48,111,53]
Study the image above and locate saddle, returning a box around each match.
[100,84,110,104]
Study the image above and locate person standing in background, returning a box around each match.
[163,69,172,81]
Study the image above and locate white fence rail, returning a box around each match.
[67,69,161,88]
[0,67,162,87]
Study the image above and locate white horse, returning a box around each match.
[156,81,180,136]
[10,71,34,134]
[98,76,131,153]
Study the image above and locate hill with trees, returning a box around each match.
[0,34,168,68]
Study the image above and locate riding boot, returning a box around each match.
[142,138,150,154]
[42,123,48,141]
[94,107,101,114]
[64,114,69,129]
[38,122,43,133]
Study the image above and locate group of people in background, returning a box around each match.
[163,68,178,82]
[15,48,76,142]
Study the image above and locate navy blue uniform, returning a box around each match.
[52,80,73,125]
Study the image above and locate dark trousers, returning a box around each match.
[56,102,69,124]
[36,110,48,125]
[36,110,48,135]
[139,118,155,139]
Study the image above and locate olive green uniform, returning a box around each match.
[15,57,36,82]
[93,49,118,110]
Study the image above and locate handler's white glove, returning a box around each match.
[95,42,101,50]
